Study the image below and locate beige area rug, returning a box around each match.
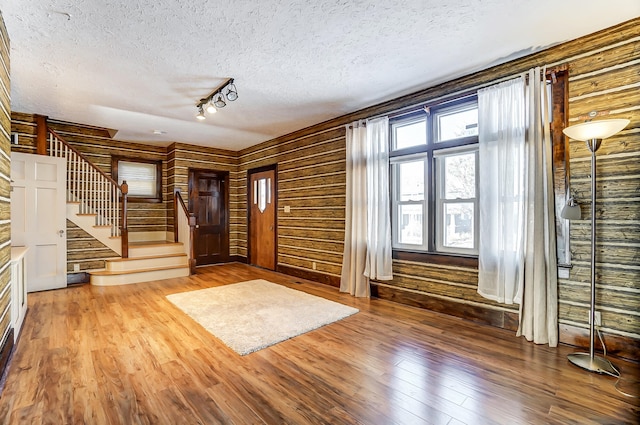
[166,279,359,355]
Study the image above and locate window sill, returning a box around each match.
[392,250,478,268]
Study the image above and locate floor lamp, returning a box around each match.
[562,118,629,376]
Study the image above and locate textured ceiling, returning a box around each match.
[1,1,638,150]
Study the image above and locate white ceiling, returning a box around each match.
[1,1,638,151]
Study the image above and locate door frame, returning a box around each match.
[247,164,278,269]
[187,168,230,265]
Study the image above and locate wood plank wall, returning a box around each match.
[237,18,639,356]
[0,11,12,377]
[5,17,638,357]
[238,127,347,275]
[10,113,167,273]
[560,31,640,350]
[165,143,238,254]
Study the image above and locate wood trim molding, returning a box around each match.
[393,250,478,268]
[371,283,519,331]
[0,329,15,394]
[276,265,340,288]
[229,256,247,264]
[559,324,639,363]
[67,272,90,285]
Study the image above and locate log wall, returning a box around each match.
[6,17,638,357]
[237,18,640,355]
[0,11,12,376]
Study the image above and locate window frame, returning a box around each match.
[111,156,163,203]
[433,145,479,255]
[390,152,429,251]
[390,96,479,257]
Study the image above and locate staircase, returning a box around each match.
[90,241,190,286]
[49,129,194,286]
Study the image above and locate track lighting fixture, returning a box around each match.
[195,78,238,120]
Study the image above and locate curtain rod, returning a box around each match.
[369,64,568,122]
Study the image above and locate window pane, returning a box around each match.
[442,203,474,249]
[398,204,423,245]
[443,153,475,199]
[436,107,478,142]
[398,160,424,201]
[394,120,426,150]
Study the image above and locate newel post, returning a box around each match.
[189,213,197,275]
[121,180,129,259]
[173,189,179,243]
[36,114,48,155]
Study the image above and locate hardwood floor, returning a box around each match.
[0,263,637,424]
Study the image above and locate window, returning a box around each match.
[391,97,478,255]
[111,156,162,202]
[434,147,478,254]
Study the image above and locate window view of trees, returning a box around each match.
[391,98,478,255]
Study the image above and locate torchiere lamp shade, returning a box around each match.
[562,119,630,141]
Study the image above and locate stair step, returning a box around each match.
[106,253,188,272]
[92,264,188,276]
[90,265,190,286]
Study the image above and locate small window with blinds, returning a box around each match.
[111,156,162,202]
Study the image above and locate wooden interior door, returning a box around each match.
[249,168,276,270]
[11,153,67,292]
[189,170,229,265]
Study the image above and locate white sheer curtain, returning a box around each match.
[340,117,393,297]
[478,67,558,346]
[478,77,526,304]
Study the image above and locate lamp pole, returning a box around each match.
[565,137,618,375]
[562,118,629,376]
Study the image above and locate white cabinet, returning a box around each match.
[10,247,28,342]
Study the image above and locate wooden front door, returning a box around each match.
[189,170,229,265]
[249,168,276,270]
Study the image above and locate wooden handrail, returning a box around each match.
[175,189,190,222]
[174,189,196,275]
[48,129,121,188]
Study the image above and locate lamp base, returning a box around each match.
[567,352,620,377]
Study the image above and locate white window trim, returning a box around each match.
[391,153,428,251]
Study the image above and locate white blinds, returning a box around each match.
[118,160,157,197]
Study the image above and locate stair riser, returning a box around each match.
[91,267,190,286]
[106,256,188,272]
[129,245,185,257]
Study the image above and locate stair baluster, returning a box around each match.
[47,129,129,258]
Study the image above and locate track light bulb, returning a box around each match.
[213,93,226,109]
[196,106,206,120]
[225,83,238,101]
[206,102,217,114]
